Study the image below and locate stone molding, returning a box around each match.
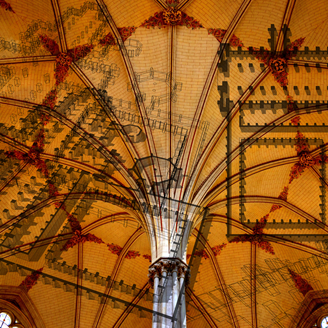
[0,286,46,328]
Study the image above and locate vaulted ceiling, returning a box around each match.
[0,0,328,327]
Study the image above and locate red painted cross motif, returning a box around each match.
[39,35,93,88]
[230,214,275,255]
[250,37,305,87]
[289,131,328,183]
[61,230,104,251]
[5,129,49,178]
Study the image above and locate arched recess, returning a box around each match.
[0,286,45,328]
[289,290,328,328]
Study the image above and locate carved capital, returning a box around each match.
[178,263,190,286]
[148,267,159,288]
[148,258,188,287]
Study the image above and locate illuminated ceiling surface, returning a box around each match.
[0,0,328,327]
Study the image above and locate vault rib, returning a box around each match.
[95,0,168,233]
[275,0,297,53]
[186,288,219,328]
[171,0,255,205]
[50,0,68,52]
[192,228,240,328]
[92,228,144,328]
[112,282,151,327]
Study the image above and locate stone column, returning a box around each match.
[148,258,189,328]
[172,261,179,325]
[148,265,160,328]
[159,259,170,328]
[178,264,190,328]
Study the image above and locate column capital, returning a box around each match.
[148,257,189,286]
[147,266,160,288]
[177,263,190,286]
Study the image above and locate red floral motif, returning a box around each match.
[230,214,275,255]
[119,27,137,42]
[269,57,287,73]
[39,35,60,55]
[294,131,310,155]
[48,183,59,197]
[54,44,93,84]
[107,244,140,259]
[141,10,202,29]
[56,52,73,67]
[208,29,243,47]
[230,34,244,47]
[55,53,72,85]
[289,152,327,183]
[269,57,288,86]
[166,0,179,4]
[0,0,14,13]
[291,116,301,126]
[249,37,305,87]
[107,243,123,256]
[42,88,58,111]
[287,37,306,54]
[40,34,93,86]
[187,249,211,260]
[125,250,140,259]
[143,254,152,262]
[270,206,281,213]
[19,268,43,291]
[39,113,51,126]
[67,213,82,232]
[253,214,269,234]
[48,182,65,209]
[99,32,116,46]
[278,186,288,200]
[195,249,209,259]
[289,163,306,183]
[67,44,94,62]
[163,8,182,25]
[180,11,203,29]
[270,186,289,212]
[288,268,313,296]
[211,243,227,256]
[141,12,164,28]
[100,27,136,46]
[61,230,104,251]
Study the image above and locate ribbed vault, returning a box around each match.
[0,0,328,327]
